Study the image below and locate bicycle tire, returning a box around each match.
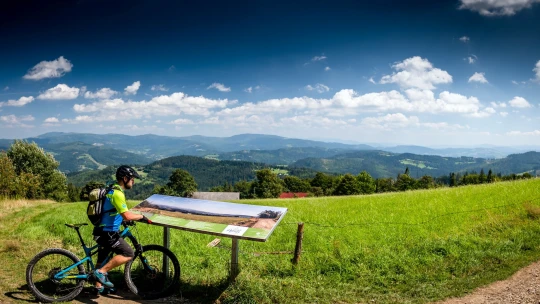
[124,244,180,299]
[26,248,86,303]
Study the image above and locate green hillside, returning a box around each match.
[1,179,540,303]
[291,150,540,178]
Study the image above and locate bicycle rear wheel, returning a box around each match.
[124,244,180,299]
[26,248,86,303]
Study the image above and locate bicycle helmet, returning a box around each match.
[116,165,141,181]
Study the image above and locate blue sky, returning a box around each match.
[0,0,539,146]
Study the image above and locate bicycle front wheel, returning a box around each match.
[124,244,180,299]
[26,248,86,303]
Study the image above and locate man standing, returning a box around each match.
[92,165,151,294]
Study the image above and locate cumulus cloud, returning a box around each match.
[84,88,118,99]
[509,96,532,108]
[361,113,420,130]
[460,36,470,42]
[500,112,508,117]
[151,84,168,92]
[369,77,376,84]
[169,118,194,125]
[305,83,330,93]
[465,55,477,64]
[244,86,261,93]
[469,72,489,83]
[44,117,59,123]
[37,84,80,100]
[490,101,507,108]
[23,56,73,80]
[0,96,34,107]
[533,60,540,82]
[124,81,141,95]
[0,114,34,128]
[325,66,331,71]
[506,130,540,136]
[459,0,540,16]
[72,92,231,123]
[380,56,453,90]
[312,55,327,61]
[207,83,231,92]
[43,117,61,126]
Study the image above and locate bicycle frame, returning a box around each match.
[53,225,141,281]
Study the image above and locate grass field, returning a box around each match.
[1,179,540,303]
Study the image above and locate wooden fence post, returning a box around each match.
[292,222,304,265]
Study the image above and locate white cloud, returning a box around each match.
[468,72,489,83]
[168,65,176,72]
[244,86,261,93]
[509,96,532,108]
[0,114,35,128]
[507,130,540,136]
[512,80,519,85]
[369,77,376,84]
[380,56,453,90]
[3,86,8,91]
[124,81,141,95]
[73,92,231,122]
[361,113,420,130]
[0,96,34,107]
[44,117,59,123]
[151,84,168,92]
[533,60,540,82]
[23,56,73,80]
[500,112,508,117]
[84,88,118,99]
[312,55,327,61]
[460,36,470,42]
[325,66,331,71]
[37,84,80,100]
[459,0,540,16]
[169,118,194,125]
[490,101,507,108]
[305,83,330,93]
[465,55,477,64]
[207,83,231,92]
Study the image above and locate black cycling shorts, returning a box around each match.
[93,231,135,265]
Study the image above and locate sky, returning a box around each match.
[1,0,539,147]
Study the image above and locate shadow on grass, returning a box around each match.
[8,279,232,304]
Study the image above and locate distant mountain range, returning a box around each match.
[1,132,540,178]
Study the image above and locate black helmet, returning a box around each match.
[116,165,141,181]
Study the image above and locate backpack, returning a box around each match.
[87,187,114,226]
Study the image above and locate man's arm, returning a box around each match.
[120,211,145,221]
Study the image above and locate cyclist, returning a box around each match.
[92,165,151,294]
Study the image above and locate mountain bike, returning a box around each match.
[25,221,180,303]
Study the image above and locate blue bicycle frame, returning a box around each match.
[53,225,140,281]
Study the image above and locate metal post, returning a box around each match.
[230,237,239,282]
[163,227,170,275]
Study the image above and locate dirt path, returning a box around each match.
[434,260,540,304]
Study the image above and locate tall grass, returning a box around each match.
[1,179,540,303]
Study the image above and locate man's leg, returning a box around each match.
[95,236,135,288]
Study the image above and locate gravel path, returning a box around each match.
[434,260,540,304]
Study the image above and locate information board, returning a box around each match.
[132,194,288,242]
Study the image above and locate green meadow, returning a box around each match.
[1,178,540,303]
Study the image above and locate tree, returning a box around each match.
[283,176,311,193]
[395,173,416,191]
[375,178,395,193]
[167,169,198,197]
[487,169,493,183]
[233,180,253,199]
[404,167,410,176]
[310,172,334,193]
[67,183,80,202]
[0,153,17,197]
[479,169,486,183]
[449,173,457,187]
[7,140,67,201]
[254,169,283,198]
[333,174,361,196]
[417,175,436,189]
[356,171,376,194]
